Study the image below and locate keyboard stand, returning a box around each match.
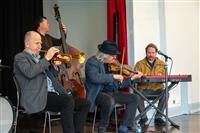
[132,82,180,129]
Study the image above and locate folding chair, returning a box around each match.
[131,83,180,129]
[43,111,61,133]
[13,76,61,133]
[92,103,125,133]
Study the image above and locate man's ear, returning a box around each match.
[25,42,29,48]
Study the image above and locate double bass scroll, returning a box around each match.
[54,4,86,99]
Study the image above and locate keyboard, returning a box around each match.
[135,75,192,83]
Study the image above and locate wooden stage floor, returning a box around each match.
[15,111,200,133]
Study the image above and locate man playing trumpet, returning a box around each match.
[13,31,90,133]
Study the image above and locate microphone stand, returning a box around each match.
[164,57,169,133]
[160,55,179,131]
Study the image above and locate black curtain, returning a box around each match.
[0,0,43,105]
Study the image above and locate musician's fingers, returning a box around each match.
[61,23,66,27]
[131,74,141,80]
[120,77,124,83]
[62,23,67,33]
[137,71,143,77]
[63,56,71,62]
[57,54,71,62]
[48,47,59,53]
[56,54,62,58]
[45,47,59,60]
[113,74,124,81]
[52,47,60,53]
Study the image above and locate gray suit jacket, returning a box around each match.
[13,51,67,113]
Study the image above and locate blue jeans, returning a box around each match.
[95,91,138,129]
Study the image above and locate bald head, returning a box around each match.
[24,31,42,55]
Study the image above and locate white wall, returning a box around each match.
[131,0,199,116]
[43,0,107,59]
[165,1,199,114]
[132,0,161,62]
[43,0,59,37]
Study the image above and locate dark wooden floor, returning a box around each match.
[15,111,200,133]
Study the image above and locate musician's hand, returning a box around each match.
[62,23,67,34]
[158,73,162,76]
[113,74,124,83]
[57,54,71,62]
[131,71,143,80]
[45,47,60,61]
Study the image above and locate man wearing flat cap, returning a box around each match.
[85,40,142,133]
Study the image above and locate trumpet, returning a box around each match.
[40,50,72,63]
[40,50,85,64]
[72,52,85,64]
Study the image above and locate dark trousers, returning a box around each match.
[45,92,90,133]
[95,91,138,128]
[138,89,169,119]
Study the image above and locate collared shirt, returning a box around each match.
[24,49,56,93]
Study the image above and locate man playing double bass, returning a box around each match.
[33,16,75,53]
[33,16,86,97]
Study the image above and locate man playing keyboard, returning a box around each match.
[134,43,168,128]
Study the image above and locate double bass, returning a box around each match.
[54,4,86,99]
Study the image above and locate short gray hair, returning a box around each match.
[95,51,110,62]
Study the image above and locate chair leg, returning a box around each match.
[43,112,47,133]
[92,107,97,133]
[13,108,19,133]
[114,106,118,133]
[47,112,52,133]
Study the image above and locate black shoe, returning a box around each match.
[139,117,148,132]
[154,118,166,126]
[139,117,148,125]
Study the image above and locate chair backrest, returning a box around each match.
[13,76,21,110]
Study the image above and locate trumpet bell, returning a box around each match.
[78,52,85,64]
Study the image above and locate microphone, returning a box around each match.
[158,50,172,59]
